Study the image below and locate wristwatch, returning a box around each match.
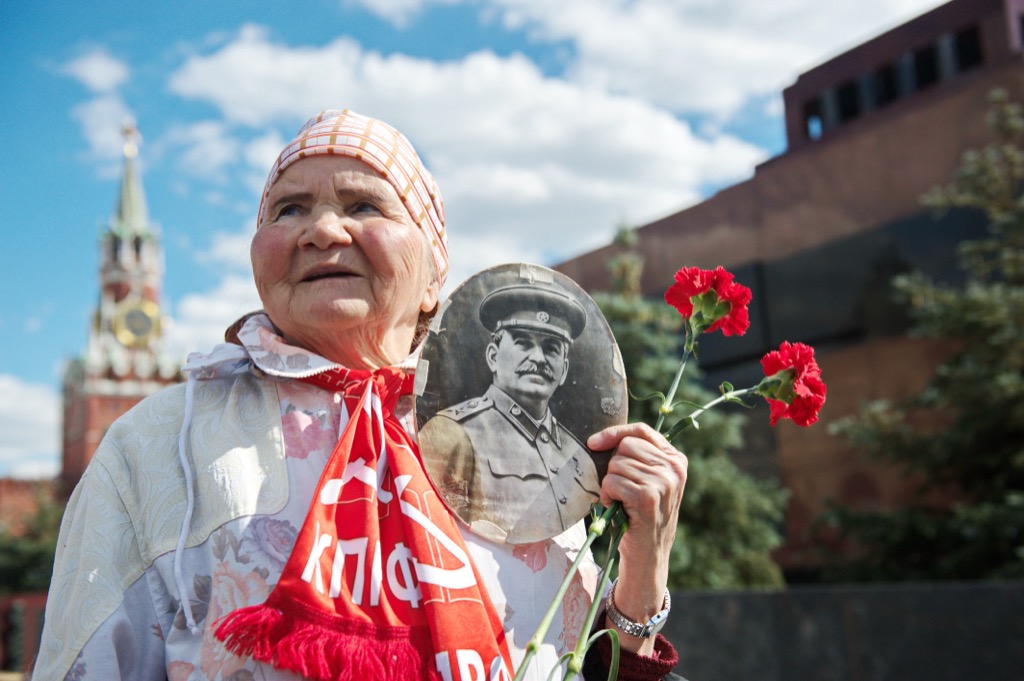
[605,578,671,639]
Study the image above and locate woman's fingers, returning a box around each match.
[590,423,687,516]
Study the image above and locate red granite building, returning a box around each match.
[556,0,1024,574]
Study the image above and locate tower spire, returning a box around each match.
[111,119,150,236]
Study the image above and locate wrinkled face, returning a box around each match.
[487,329,569,408]
[251,155,438,368]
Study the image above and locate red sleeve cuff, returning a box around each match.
[597,633,679,681]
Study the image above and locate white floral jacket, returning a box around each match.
[34,314,599,681]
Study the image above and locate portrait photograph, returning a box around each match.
[415,263,628,544]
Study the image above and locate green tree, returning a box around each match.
[824,90,1024,581]
[594,227,788,589]
[0,492,65,594]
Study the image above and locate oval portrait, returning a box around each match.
[415,263,627,544]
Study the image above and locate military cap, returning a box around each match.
[479,284,587,343]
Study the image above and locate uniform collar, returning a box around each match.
[485,385,562,448]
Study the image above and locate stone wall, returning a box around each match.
[0,480,53,537]
[662,581,1024,681]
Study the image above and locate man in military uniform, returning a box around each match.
[419,284,601,544]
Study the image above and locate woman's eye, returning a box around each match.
[352,202,381,215]
[276,204,302,219]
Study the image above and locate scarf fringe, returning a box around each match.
[215,604,441,681]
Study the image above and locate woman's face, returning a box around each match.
[251,155,439,369]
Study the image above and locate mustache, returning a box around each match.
[516,360,556,380]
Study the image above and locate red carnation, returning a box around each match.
[664,266,752,337]
[758,342,827,427]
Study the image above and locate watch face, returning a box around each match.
[113,299,161,347]
[647,608,669,636]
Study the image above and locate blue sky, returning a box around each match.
[0,0,944,478]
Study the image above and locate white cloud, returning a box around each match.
[150,0,945,354]
[165,31,765,289]
[342,0,454,28]
[244,131,287,178]
[167,26,369,127]
[164,274,263,358]
[350,0,943,121]
[444,231,543,295]
[198,227,257,272]
[242,131,288,197]
[0,375,60,480]
[477,0,946,120]
[71,94,135,169]
[161,120,242,180]
[62,48,130,93]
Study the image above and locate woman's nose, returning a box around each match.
[299,209,353,249]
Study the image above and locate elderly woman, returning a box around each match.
[34,111,688,681]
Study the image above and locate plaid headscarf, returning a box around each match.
[258,109,449,285]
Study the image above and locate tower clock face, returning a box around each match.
[113,299,161,348]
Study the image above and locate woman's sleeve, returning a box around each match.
[32,448,167,680]
[582,632,687,681]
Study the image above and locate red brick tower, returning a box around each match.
[60,124,181,496]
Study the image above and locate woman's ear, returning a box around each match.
[420,278,440,314]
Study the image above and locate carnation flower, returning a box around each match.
[664,266,752,337]
[758,341,827,427]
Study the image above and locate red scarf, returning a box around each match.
[215,367,513,681]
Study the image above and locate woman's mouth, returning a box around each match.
[302,266,357,283]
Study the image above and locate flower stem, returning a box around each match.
[512,503,623,681]
[688,387,755,421]
[562,518,626,680]
[654,331,695,433]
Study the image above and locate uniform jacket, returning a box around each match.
[420,385,600,544]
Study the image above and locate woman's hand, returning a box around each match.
[588,423,687,655]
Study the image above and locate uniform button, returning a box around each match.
[469,400,479,408]
[510,406,521,416]
[559,496,568,504]
[539,432,550,443]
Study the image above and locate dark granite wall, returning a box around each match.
[663,581,1024,681]
[692,207,989,371]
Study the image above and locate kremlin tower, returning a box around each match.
[60,123,181,495]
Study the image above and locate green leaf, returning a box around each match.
[664,416,698,441]
[628,389,665,404]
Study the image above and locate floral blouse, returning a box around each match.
[35,314,600,681]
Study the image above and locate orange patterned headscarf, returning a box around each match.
[258,109,449,285]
